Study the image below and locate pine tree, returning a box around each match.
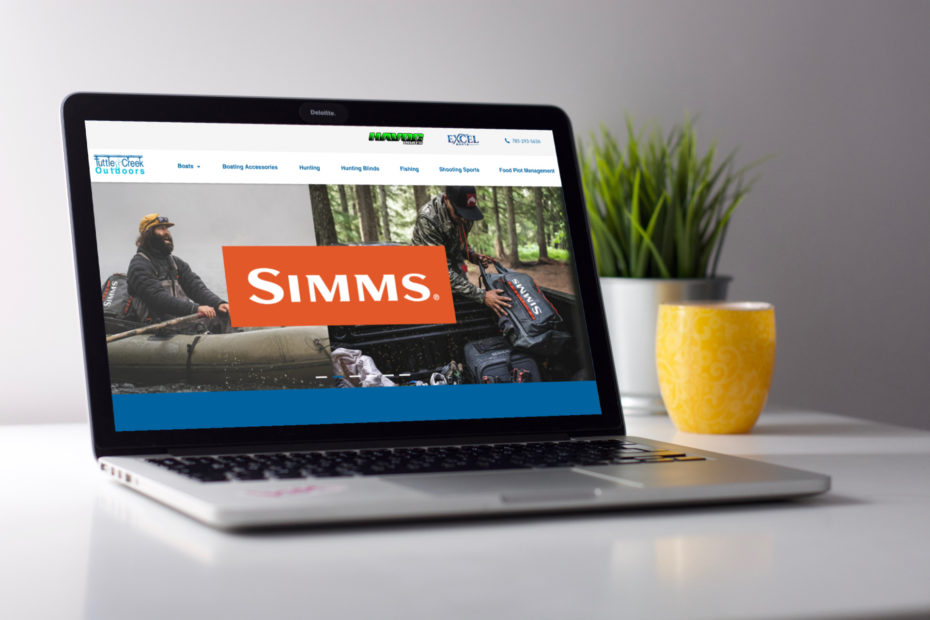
[413,186,429,210]
[534,187,548,261]
[491,186,505,260]
[505,187,520,266]
[379,185,391,243]
[355,185,379,243]
[309,185,337,245]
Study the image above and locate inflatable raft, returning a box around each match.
[107,325,333,387]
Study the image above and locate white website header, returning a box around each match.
[85,121,561,187]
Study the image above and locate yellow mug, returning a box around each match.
[656,302,776,433]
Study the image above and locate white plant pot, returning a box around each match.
[600,277,731,414]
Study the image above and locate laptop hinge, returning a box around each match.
[165,432,574,456]
[569,434,628,440]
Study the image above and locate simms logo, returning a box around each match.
[369,131,424,145]
[101,278,121,310]
[222,245,455,326]
[448,133,478,146]
[508,279,541,316]
[248,271,431,303]
[93,154,145,175]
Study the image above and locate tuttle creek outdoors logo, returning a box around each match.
[368,131,424,145]
[94,154,145,176]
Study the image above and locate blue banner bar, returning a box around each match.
[113,381,602,431]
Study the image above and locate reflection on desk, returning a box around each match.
[1,411,929,620]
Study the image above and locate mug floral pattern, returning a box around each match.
[656,303,776,433]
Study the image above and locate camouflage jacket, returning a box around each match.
[411,194,484,304]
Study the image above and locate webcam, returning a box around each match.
[298,101,348,124]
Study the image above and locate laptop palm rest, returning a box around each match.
[388,470,623,502]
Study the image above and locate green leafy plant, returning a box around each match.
[579,116,768,278]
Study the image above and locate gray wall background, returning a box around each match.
[2,0,928,428]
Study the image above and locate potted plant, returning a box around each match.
[579,116,766,414]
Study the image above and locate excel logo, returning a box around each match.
[93,154,145,176]
[368,131,424,145]
[448,133,479,146]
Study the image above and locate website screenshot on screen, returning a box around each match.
[85,121,601,431]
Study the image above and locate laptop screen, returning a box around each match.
[84,119,603,432]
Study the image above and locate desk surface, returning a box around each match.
[2,410,929,620]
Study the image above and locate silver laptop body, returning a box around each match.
[63,93,829,529]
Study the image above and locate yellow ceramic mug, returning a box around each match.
[656,302,776,433]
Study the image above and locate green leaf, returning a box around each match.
[578,115,769,279]
[628,169,641,275]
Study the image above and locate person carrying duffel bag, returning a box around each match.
[479,260,571,357]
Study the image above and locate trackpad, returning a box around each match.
[388,470,608,502]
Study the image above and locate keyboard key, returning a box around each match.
[144,440,697,482]
[231,470,267,481]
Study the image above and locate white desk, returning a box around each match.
[2,410,929,620]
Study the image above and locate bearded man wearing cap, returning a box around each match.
[411,186,512,317]
[127,214,230,331]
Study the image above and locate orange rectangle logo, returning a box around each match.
[222,245,456,327]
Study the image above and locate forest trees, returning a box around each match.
[308,185,568,266]
[308,185,337,245]
[534,187,548,262]
[355,185,379,243]
[505,186,520,265]
[413,186,429,211]
[378,186,391,243]
[491,187,505,259]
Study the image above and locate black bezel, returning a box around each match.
[61,92,625,457]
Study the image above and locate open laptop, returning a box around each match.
[62,93,829,529]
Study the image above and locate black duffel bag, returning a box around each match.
[101,273,138,321]
[479,261,571,357]
[101,273,148,334]
[464,336,540,384]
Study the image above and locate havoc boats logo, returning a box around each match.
[93,154,145,176]
[369,131,424,145]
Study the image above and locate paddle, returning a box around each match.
[106,313,202,343]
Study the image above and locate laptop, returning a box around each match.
[62,93,829,529]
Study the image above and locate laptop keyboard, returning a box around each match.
[146,439,706,483]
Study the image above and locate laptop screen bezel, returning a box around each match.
[62,93,626,457]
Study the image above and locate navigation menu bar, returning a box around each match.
[85,121,561,186]
[87,150,561,186]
